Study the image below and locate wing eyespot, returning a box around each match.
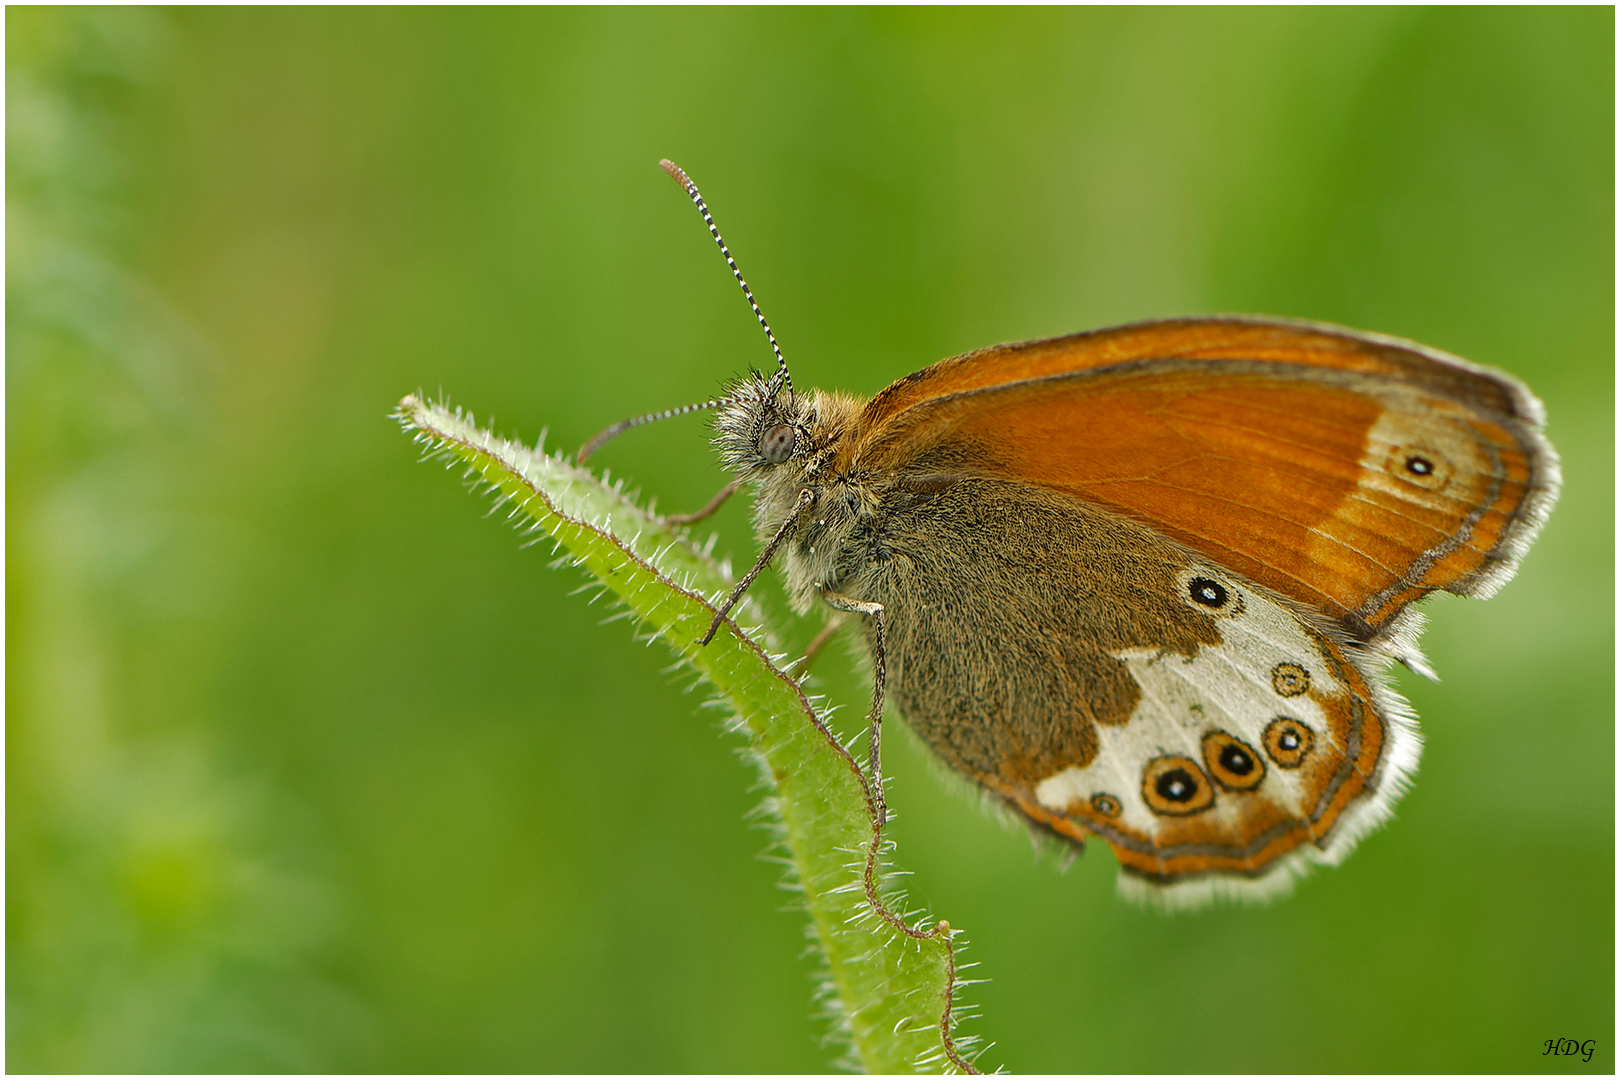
[1142,756,1215,816]
[1202,730,1266,791]
[1178,569,1244,617]
[1189,576,1227,608]
[1271,662,1311,698]
[1263,717,1314,768]
[1383,442,1454,492]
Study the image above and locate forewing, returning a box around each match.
[842,317,1558,639]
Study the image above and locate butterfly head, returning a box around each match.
[712,371,817,480]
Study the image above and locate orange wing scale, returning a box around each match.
[862,318,1522,418]
[842,318,1549,637]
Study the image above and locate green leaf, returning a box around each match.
[395,394,988,1074]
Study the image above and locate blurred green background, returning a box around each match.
[7,7,1612,1073]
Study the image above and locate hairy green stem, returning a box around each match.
[396,394,986,1074]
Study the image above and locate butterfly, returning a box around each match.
[584,161,1560,907]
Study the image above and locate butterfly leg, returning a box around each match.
[701,489,814,646]
[821,589,888,827]
[665,480,741,525]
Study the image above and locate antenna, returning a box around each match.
[659,159,793,398]
[578,396,725,463]
[575,162,793,463]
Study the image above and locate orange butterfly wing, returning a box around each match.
[840,317,1559,639]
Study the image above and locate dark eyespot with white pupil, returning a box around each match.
[1405,454,1435,476]
[1219,743,1255,776]
[759,423,797,464]
[1156,769,1197,803]
[1189,577,1228,608]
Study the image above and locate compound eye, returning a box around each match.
[759,423,797,464]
